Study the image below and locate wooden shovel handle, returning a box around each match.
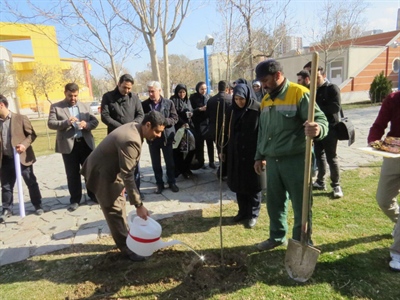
[300,52,319,245]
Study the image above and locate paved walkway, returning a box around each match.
[0,106,384,266]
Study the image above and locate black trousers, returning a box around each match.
[194,135,214,165]
[314,129,340,187]
[148,139,175,185]
[236,192,261,219]
[62,138,96,204]
[1,155,42,210]
[173,148,195,176]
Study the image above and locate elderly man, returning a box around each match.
[82,111,166,261]
[142,81,179,194]
[48,83,99,211]
[0,94,43,222]
[253,59,328,251]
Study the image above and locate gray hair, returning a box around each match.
[147,81,162,90]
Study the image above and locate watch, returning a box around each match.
[134,202,143,208]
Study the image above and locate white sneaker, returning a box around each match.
[389,253,400,271]
[333,186,343,198]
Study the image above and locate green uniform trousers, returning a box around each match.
[266,152,312,242]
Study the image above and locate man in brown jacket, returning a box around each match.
[81,111,166,261]
[0,94,43,222]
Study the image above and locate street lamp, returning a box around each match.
[389,41,400,91]
[197,34,214,94]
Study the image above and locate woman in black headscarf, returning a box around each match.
[189,81,215,169]
[170,84,195,179]
[225,83,261,228]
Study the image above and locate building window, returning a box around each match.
[393,58,400,74]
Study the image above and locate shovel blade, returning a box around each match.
[284,238,320,282]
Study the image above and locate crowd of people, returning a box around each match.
[0,59,399,270]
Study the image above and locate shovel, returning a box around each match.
[284,52,321,282]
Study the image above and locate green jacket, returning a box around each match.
[255,80,328,159]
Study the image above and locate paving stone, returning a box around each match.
[0,247,30,266]
[32,238,73,257]
[53,230,75,240]
[73,227,100,245]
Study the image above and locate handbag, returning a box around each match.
[334,108,355,146]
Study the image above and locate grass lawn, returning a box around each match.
[30,116,108,157]
[1,161,399,299]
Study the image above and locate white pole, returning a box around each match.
[13,148,26,218]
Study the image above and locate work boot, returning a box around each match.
[257,239,287,251]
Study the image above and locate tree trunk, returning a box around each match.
[33,92,41,118]
[147,36,162,84]
[163,41,171,98]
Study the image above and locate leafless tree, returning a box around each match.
[310,0,368,71]
[214,0,293,80]
[110,0,192,98]
[0,63,17,98]
[4,0,140,85]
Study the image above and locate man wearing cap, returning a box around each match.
[253,59,328,251]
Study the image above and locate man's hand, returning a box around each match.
[68,116,78,126]
[15,144,26,154]
[79,120,87,129]
[254,160,266,175]
[136,206,150,220]
[304,121,320,138]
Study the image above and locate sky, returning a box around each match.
[1,0,399,78]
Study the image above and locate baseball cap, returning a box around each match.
[255,59,283,80]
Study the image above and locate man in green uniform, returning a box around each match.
[253,59,328,251]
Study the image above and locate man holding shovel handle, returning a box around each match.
[253,58,328,264]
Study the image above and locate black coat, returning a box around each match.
[206,91,232,142]
[316,81,341,126]
[189,92,210,138]
[226,88,261,194]
[101,87,144,134]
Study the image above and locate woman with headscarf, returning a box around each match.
[189,81,215,169]
[170,84,195,179]
[224,83,261,228]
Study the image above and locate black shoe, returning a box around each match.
[68,203,79,212]
[155,184,164,194]
[182,170,193,179]
[233,214,246,222]
[140,193,145,201]
[34,205,44,216]
[125,250,146,262]
[169,183,179,193]
[209,162,216,169]
[0,209,13,223]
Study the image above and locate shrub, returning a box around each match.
[369,71,392,103]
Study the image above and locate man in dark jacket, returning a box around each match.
[101,74,144,198]
[142,81,179,194]
[101,74,144,134]
[312,68,343,198]
[206,80,232,177]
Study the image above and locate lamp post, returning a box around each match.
[197,34,214,94]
